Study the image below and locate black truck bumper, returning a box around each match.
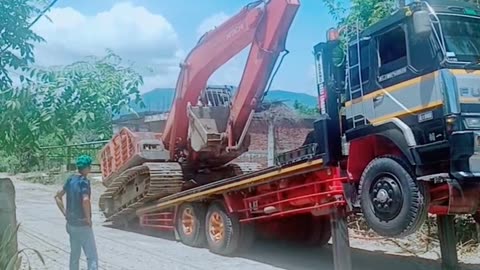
[450,131,480,180]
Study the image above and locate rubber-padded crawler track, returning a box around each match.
[99,162,184,223]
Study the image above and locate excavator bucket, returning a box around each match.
[188,105,229,153]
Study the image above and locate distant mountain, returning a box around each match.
[123,87,317,116]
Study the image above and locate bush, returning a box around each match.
[0,152,21,174]
[348,213,480,247]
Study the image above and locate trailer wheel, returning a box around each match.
[205,202,243,256]
[359,156,428,238]
[176,203,207,247]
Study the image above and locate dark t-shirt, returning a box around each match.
[63,175,91,226]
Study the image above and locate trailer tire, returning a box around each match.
[176,203,207,247]
[359,156,428,238]
[205,202,242,256]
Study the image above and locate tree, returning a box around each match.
[32,51,145,143]
[0,0,46,89]
[0,0,145,172]
[293,100,319,116]
[322,0,397,34]
[0,52,144,170]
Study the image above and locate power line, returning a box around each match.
[0,0,59,56]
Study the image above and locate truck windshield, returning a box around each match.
[439,15,480,63]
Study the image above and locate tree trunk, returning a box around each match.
[398,0,406,7]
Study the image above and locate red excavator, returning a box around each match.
[98,0,300,229]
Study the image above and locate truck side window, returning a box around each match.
[377,26,407,76]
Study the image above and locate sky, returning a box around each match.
[32,0,337,95]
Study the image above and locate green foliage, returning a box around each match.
[293,100,319,116]
[0,52,144,171]
[323,0,397,30]
[0,0,45,89]
[0,152,22,174]
[0,0,145,172]
[0,224,45,270]
[30,51,145,143]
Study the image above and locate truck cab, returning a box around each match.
[313,0,480,237]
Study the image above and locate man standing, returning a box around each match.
[55,155,98,270]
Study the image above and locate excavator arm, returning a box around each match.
[163,0,300,163]
[227,0,300,150]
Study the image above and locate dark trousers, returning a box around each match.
[66,223,98,270]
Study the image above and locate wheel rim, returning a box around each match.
[369,173,404,222]
[181,207,195,236]
[209,212,225,243]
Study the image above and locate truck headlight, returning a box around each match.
[464,118,480,129]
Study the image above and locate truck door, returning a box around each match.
[371,26,412,123]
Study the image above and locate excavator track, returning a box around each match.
[99,162,184,224]
[230,162,263,176]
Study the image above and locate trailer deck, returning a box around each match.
[136,158,326,216]
[133,155,463,270]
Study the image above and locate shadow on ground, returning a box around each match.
[241,240,479,270]
[105,224,480,270]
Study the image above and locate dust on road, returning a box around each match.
[13,178,480,270]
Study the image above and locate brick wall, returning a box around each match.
[114,111,314,168]
[234,118,313,167]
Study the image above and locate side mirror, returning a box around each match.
[413,10,432,37]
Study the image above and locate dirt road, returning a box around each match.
[13,178,480,270]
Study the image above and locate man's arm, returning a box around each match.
[80,181,92,226]
[54,189,66,217]
[82,194,92,227]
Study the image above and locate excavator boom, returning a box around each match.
[228,0,300,148]
[163,1,264,155]
[163,0,300,162]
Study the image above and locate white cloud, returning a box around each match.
[32,2,182,92]
[195,12,249,88]
[196,12,230,39]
